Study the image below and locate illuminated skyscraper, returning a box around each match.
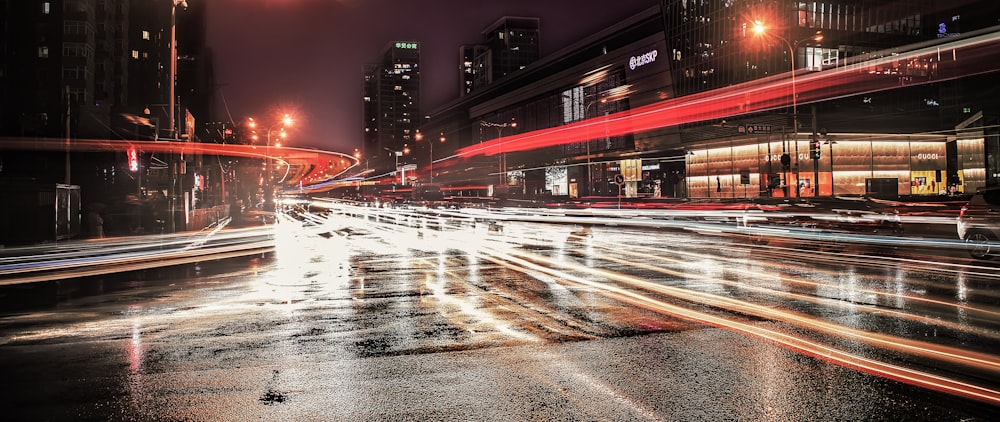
[362,41,421,170]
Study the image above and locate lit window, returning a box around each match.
[43,2,50,14]
[38,46,49,58]
[131,50,139,59]
[142,30,150,40]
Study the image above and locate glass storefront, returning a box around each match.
[957,137,987,193]
[684,136,962,198]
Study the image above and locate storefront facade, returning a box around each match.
[682,133,982,199]
[416,2,998,201]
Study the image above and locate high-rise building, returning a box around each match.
[0,0,209,141]
[465,17,540,94]
[362,41,421,171]
[1,0,108,138]
[0,0,213,237]
[458,44,487,97]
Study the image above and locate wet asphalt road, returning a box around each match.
[1,205,998,420]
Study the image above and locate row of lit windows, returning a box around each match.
[497,29,538,40]
[803,46,839,70]
[796,2,921,35]
[867,14,922,35]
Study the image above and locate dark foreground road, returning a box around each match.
[4,321,993,421]
[2,207,998,420]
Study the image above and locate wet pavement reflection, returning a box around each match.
[1,203,998,420]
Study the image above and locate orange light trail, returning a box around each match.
[0,138,358,189]
[476,242,1000,405]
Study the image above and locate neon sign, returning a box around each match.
[629,49,658,70]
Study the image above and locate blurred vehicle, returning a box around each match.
[957,186,1000,259]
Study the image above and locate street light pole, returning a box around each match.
[479,119,516,193]
[382,147,407,187]
[415,131,446,184]
[248,114,292,210]
[581,99,607,196]
[752,21,822,197]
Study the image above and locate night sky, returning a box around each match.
[206,0,659,152]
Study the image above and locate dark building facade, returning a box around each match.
[418,5,672,198]
[660,0,1000,197]
[408,0,998,200]
[469,17,541,93]
[1,0,210,141]
[1,0,215,240]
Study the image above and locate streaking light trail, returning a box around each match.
[453,26,1000,160]
[0,138,359,189]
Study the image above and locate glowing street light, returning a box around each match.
[247,113,294,208]
[752,20,822,196]
[480,118,517,193]
[415,130,446,183]
[383,145,410,186]
[248,114,293,149]
[751,20,823,128]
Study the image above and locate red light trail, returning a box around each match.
[454,28,1000,160]
[0,138,358,188]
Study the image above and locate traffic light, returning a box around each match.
[810,139,822,159]
[127,146,139,172]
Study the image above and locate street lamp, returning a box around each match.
[248,114,293,209]
[383,146,409,186]
[752,21,822,196]
[415,130,445,184]
[479,119,517,192]
[564,94,609,196]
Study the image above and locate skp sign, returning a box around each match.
[629,49,658,71]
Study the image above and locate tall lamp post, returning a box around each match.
[479,119,516,193]
[582,99,607,196]
[564,94,608,196]
[383,146,409,186]
[752,21,822,197]
[248,114,293,209]
[415,130,445,184]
